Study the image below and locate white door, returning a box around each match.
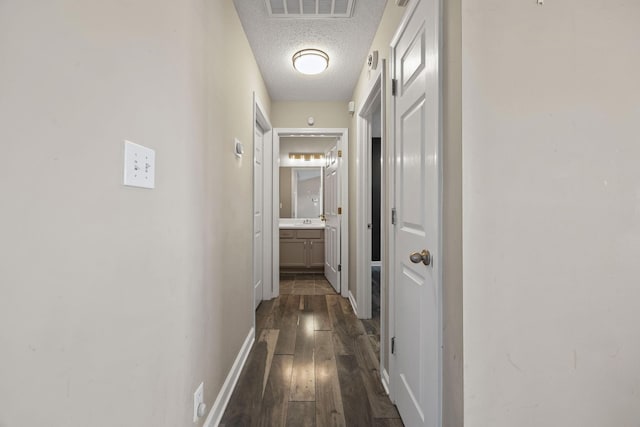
[391,0,441,426]
[253,127,264,309]
[324,143,340,293]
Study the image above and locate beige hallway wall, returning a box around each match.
[271,101,350,129]
[462,1,640,425]
[0,1,269,426]
[442,0,464,425]
[204,1,272,425]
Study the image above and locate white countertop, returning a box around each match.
[279,219,325,229]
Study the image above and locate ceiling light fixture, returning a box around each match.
[292,49,329,75]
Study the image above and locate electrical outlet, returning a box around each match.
[193,382,204,422]
[123,140,155,189]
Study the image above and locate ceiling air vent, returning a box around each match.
[266,0,355,18]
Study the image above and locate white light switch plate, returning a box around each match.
[123,140,155,189]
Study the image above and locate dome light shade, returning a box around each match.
[292,49,329,75]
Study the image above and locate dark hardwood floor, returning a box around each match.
[360,267,381,363]
[220,273,403,427]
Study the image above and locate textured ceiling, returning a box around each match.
[233,0,387,101]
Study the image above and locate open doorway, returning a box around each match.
[355,62,387,380]
[278,137,333,290]
[272,128,349,299]
[362,109,382,361]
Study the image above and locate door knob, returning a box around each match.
[409,249,431,266]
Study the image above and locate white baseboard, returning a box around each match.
[348,290,358,316]
[381,367,390,396]
[204,328,255,427]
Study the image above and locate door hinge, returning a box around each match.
[338,150,343,158]
[391,208,397,225]
[338,264,342,272]
[392,79,398,96]
[337,207,342,215]
[391,337,396,354]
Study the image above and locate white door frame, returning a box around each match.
[253,124,265,310]
[388,0,443,421]
[272,128,349,299]
[356,61,386,319]
[253,93,273,315]
[355,62,387,378]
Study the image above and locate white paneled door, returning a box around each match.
[253,127,264,309]
[391,0,442,426]
[324,143,340,293]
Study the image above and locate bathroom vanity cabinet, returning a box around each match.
[280,228,324,270]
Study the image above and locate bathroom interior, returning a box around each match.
[277,129,383,359]
[278,136,335,277]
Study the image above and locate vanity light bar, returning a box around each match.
[288,153,325,161]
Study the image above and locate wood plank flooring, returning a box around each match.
[360,267,381,363]
[220,274,403,427]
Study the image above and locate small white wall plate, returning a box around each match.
[234,138,244,158]
[367,51,379,70]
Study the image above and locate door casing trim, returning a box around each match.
[355,61,387,377]
[253,93,273,314]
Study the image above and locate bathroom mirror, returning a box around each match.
[279,167,323,218]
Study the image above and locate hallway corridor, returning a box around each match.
[220,274,403,426]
